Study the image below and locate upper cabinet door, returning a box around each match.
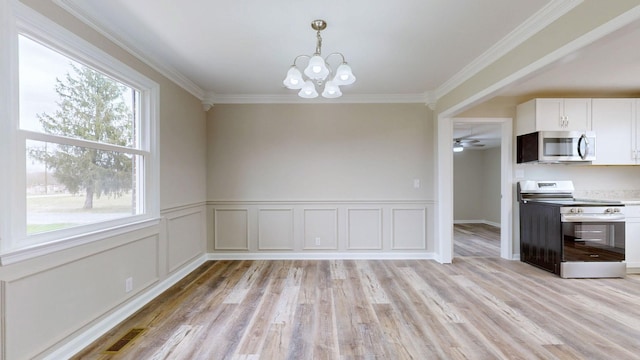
[591,99,635,165]
[562,98,592,131]
[535,99,564,130]
[534,98,591,132]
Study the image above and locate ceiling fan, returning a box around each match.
[453,138,484,152]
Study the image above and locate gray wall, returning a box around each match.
[454,147,501,225]
[206,104,436,254]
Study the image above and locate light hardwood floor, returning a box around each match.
[73,255,640,359]
[454,223,500,257]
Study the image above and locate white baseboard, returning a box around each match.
[208,252,436,261]
[43,254,208,360]
[626,261,640,274]
[454,219,501,228]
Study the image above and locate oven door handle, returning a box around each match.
[561,214,625,222]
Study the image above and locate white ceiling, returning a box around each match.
[57,0,567,103]
[54,0,640,139]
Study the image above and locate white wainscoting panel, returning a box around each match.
[214,209,249,250]
[392,208,426,250]
[208,201,434,257]
[347,208,383,250]
[303,209,338,250]
[258,209,294,250]
[4,234,159,360]
[165,207,206,272]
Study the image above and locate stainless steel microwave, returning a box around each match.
[517,131,596,163]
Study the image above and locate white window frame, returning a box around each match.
[0,0,160,265]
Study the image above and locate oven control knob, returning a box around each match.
[613,208,621,213]
[570,208,578,213]
[577,208,583,213]
[605,208,613,213]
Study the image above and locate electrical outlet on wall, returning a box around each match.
[315,237,321,246]
[125,277,133,293]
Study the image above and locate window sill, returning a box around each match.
[0,217,161,266]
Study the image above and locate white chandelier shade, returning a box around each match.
[333,63,356,85]
[283,20,356,99]
[283,66,305,89]
[304,55,330,80]
[298,80,319,98]
[321,80,342,98]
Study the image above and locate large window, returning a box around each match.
[0,1,159,260]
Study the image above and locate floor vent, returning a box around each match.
[104,328,146,353]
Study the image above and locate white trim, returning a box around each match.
[207,252,435,261]
[204,92,429,105]
[53,0,206,101]
[160,202,207,215]
[434,0,583,101]
[435,117,455,263]
[41,254,208,360]
[19,130,149,156]
[0,218,160,266]
[208,199,434,205]
[0,0,17,255]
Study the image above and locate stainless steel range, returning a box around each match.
[518,180,625,278]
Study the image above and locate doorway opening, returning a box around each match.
[452,121,502,257]
[435,117,513,263]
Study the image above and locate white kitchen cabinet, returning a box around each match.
[516,98,592,135]
[626,205,640,273]
[591,98,640,165]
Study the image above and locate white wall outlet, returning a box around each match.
[315,237,321,246]
[125,277,133,293]
[413,179,420,188]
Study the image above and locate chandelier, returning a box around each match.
[282,19,356,99]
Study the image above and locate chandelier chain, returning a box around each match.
[315,30,323,55]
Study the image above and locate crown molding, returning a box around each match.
[433,0,583,101]
[53,0,206,100]
[204,92,429,105]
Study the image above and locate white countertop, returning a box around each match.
[573,190,640,205]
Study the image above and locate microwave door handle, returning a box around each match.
[578,134,589,160]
